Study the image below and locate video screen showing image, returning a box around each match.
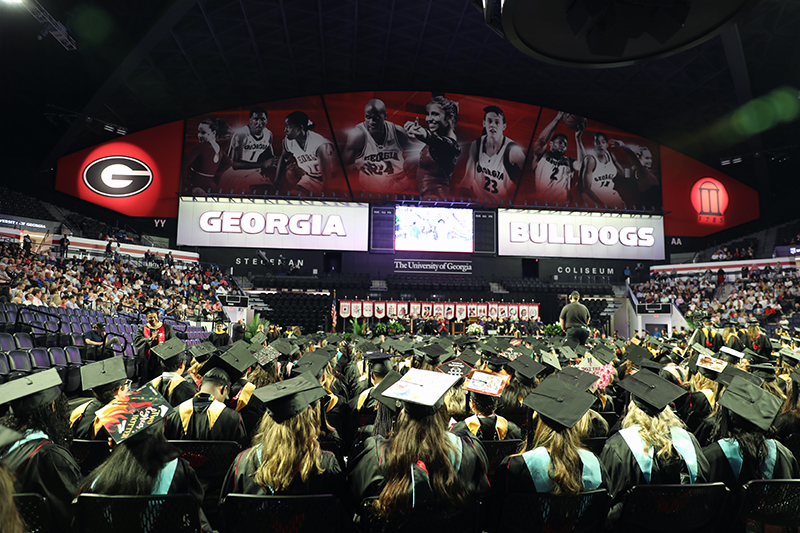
[395,206,473,253]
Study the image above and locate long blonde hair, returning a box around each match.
[519,414,584,495]
[250,407,323,491]
[621,401,684,460]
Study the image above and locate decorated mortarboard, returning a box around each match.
[465,371,508,397]
[459,349,481,367]
[190,341,218,363]
[252,377,327,423]
[716,364,763,388]
[249,332,268,347]
[748,363,778,382]
[0,368,62,414]
[364,351,394,375]
[719,376,782,431]
[0,426,21,449]
[200,341,257,382]
[253,343,281,368]
[522,376,596,430]
[507,356,545,383]
[371,371,403,412]
[150,337,188,362]
[270,339,299,358]
[95,384,173,444]
[617,370,688,416]
[691,353,727,379]
[80,357,127,392]
[437,358,473,378]
[382,368,460,419]
[555,366,600,391]
[540,349,561,371]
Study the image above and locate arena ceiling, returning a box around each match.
[2,0,800,218]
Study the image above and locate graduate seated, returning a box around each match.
[453,372,522,441]
[149,338,196,408]
[70,357,130,440]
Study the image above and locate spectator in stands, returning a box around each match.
[21,233,31,253]
[84,322,109,361]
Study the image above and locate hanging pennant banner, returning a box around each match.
[339,300,351,318]
[456,304,467,321]
[477,303,488,317]
[386,301,397,317]
[362,301,374,318]
[508,304,518,319]
[351,301,362,318]
[444,303,455,320]
[529,304,540,320]
[397,302,408,317]
[421,303,433,317]
[374,301,386,319]
[519,305,529,320]
[498,304,509,318]
[433,303,444,317]
[488,302,498,318]
[410,302,421,316]
[467,303,478,318]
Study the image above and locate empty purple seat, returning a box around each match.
[7,350,33,375]
[14,333,35,350]
[0,333,16,352]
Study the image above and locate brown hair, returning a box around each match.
[0,463,24,533]
[518,414,585,495]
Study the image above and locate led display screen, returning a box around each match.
[395,206,473,253]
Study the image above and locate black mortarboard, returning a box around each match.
[639,360,665,374]
[512,345,534,358]
[392,339,414,355]
[252,377,327,423]
[382,368,460,419]
[419,344,447,365]
[150,337,188,363]
[80,357,127,392]
[479,344,499,356]
[249,332,268,347]
[327,334,343,345]
[371,371,403,412]
[507,357,545,386]
[365,351,394,375]
[356,340,379,354]
[293,351,330,381]
[748,363,777,382]
[625,344,653,366]
[200,341,257,382]
[270,339,299,358]
[719,346,744,362]
[563,340,579,350]
[437,358,473,378]
[719,376,782,431]
[190,341,217,363]
[95,384,173,444]
[0,368,62,414]
[716,364,763,388]
[485,356,509,373]
[522,376,596,430]
[691,343,715,358]
[592,346,616,365]
[459,349,481,367]
[617,371,687,416]
[540,350,561,371]
[742,348,761,362]
[779,348,800,366]
[555,366,600,391]
[492,338,512,352]
[769,338,781,350]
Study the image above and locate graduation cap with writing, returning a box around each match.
[522,376,596,430]
[459,348,481,367]
[364,351,394,375]
[252,377,327,423]
[382,368,460,419]
[200,341,257,382]
[371,371,403,413]
[507,357,545,387]
[81,357,127,392]
[437,358,473,378]
[95,384,173,444]
[465,371,508,397]
[716,364,764,389]
[253,344,281,368]
[419,343,448,365]
[0,368,62,415]
[190,341,217,363]
[719,375,782,431]
[555,366,600,391]
[617,370,688,417]
[150,337,188,364]
[249,332,268,348]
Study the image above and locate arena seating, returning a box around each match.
[386,274,490,292]
[251,273,371,291]
[255,292,329,333]
[0,187,58,222]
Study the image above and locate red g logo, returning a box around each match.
[690,177,728,225]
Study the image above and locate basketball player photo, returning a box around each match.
[530,111,586,206]
[218,107,275,194]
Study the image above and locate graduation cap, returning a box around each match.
[419,344,448,365]
[479,344,499,357]
[492,338,512,352]
[0,368,62,415]
[507,357,545,387]
[80,357,127,392]
[253,344,281,368]
[512,345,534,358]
[252,377,327,423]
[437,358,473,378]
[95,384,173,444]
[522,376,596,430]
[484,356,509,373]
[292,351,330,381]
[356,340,380,355]
[392,339,414,355]
[382,368,460,419]
[371,371,403,412]
[200,341,257,382]
[624,344,653,366]
[555,366,600,391]
[716,364,763,389]
[150,337,188,364]
[719,376,782,432]
[326,334,343,345]
[779,348,800,366]
[459,349,481,367]
[465,371,508,397]
[249,332,268,347]
[591,346,616,366]
[742,348,761,362]
[557,345,578,361]
[748,363,777,382]
[769,338,782,350]
[270,339,299,358]
[563,340,579,350]
[190,341,217,363]
[540,350,561,371]
[638,360,665,374]
[617,370,688,416]
[691,343,715,358]
[365,352,394,375]
[719,346,744,362]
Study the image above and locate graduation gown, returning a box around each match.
[348,432,491,508]
[70,398,111,440]
[220,445,345,499]
[452,414,522,441]
[150,372,196,408]
[164,393,247,446]
[227,379,266,438]
[207,331,230,348]
[134,323,176,382]
[324,393,348,437]
[703,438,800,491]
[696,327,723,352]
[0,430,82,528]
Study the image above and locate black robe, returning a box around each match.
[164,392,247,446]
[703,439,799,490]
[347,432,491,509]
[70,398,111,440]
[150,372,196,408]
[207,331,231,348]
[220,446,345,499]
[774,411,800,440]
[452,414,522,441]
[227,379,266,439]
[0,433,82,528]
[133,323,177,383]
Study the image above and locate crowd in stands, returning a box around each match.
[710,243,755,261]
[0,240,231,321]
[64,214,140,245]
[635,262,799,325]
